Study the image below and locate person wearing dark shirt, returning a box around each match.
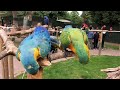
[87,30,94,49]
[89,25,93,30]
[93,32,99,49]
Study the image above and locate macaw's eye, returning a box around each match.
[41,30,44,32]
[30,36,33,39]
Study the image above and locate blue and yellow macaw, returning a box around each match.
[16,26,51,75]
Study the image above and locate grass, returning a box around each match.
[17,56,120,79]
[104,42,119,50]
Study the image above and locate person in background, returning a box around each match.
[87,29,94,49]
[93,32,99,49]
[96,27,99,30]
[101,25,107,49]
[85,27,89,35]
[89,25,93,30]
[109,26,112,37]
[81,24,85,30]
[3,23,7,32]
[110,26,112,31]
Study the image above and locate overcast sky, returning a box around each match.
[68,11,83,16]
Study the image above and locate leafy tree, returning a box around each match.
[88,11,120,26]
[65,11,83,26]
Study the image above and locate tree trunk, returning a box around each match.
[23,11,33,30]
[23,16,29,30]
[12,11,18,28]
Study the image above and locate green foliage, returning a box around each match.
[88,11,120,26]
[66,11,83,25]
[32,11,67,19]
[1,11,83,26]
[81,11,92,24]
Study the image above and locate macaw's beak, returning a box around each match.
[37,57,52,67]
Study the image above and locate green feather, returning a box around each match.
[60,28,89,64]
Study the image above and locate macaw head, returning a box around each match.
[78,43,90,64]
[44,16,48,19]
[19,50,40,75]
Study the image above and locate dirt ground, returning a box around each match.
[0,49,119,79]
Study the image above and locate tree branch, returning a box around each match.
[6,26,48,36]
[0,29,18,60]
[101,66,120,79]
[0,49,14,60]
[7,28,35,36]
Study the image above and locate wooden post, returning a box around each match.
[0,37,5,79]
[8,55,14,79]
[0,37,9,79]
[98,32,103,56]
[3,56,9,79]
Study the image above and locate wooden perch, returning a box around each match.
[49,49,74,61]
[0,49,14,60]
[101,66,120,79]
[6,25,48,36]
[0,29,18,59]
[7,27,35,36]
[0,27,36,59]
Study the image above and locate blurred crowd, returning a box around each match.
[81,23,112,50]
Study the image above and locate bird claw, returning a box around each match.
[7,50,12,53]
[2,45,6,49]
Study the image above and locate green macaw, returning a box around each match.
[59,25,90,64]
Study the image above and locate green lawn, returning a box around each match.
[104,43,119,50]
[17,56,120,79]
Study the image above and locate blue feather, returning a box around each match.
[16,26,51,74]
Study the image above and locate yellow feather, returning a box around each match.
[17,52,21,61]
[33,48,41,61]
[68,43,76,54]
